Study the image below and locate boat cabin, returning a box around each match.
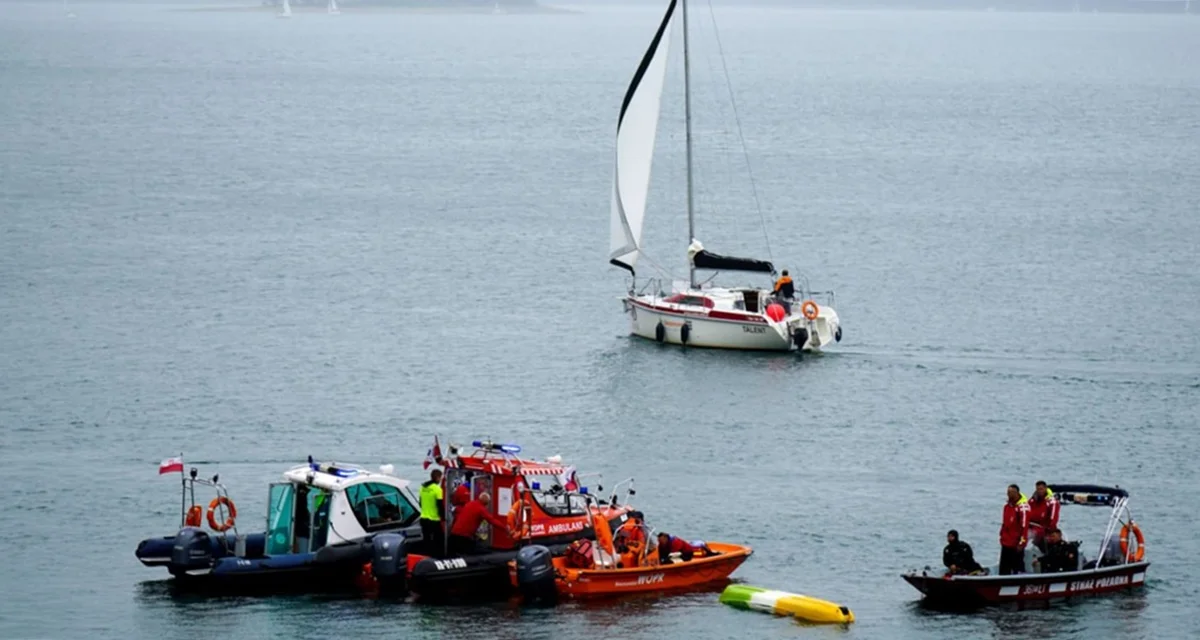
[266,461,419,556]
[443,441,631,551]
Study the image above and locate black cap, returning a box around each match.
[948,529,959,538]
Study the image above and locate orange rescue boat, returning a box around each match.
[550,541,752,598]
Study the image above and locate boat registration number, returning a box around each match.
[742,326,766,334]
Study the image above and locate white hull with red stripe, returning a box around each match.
[623,289,840,352]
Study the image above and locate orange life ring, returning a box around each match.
[801,300,819,320]
[206,496,237,532]
[507,495,530,541]
[185,505,203,527]
[1119,522,1145,562]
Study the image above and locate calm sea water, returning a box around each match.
[2,3,1199,638]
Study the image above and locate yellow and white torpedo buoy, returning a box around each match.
[719,584,854,624]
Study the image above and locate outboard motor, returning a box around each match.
[371,533,409,595]
[169,527,214,576]
[515,545,557,605]
[792,327,809,350]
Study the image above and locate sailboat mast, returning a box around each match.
[681,0,697,289]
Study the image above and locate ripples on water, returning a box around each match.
[2,3,1199,638]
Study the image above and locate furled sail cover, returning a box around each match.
[609,0,677,275]
[691,245,775,274]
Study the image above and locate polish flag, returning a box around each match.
[423,436,443,470]
[559,466,579,492]
[159,456,184,475]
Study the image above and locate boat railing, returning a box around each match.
[634,278,668,299]
[1095,496,1136,565]
[178,468,239,542]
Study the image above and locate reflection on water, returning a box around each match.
[908,588,1150,639]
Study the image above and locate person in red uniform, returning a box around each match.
[448,492,508,556]
[1026,480,1060,552]
[656,532,711,564]
[999,484,1030,575]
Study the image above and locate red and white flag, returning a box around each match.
[423,436,443,470]
[159,456,184,475]
[559,466,579,492]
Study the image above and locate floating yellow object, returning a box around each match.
[719,584,854,624]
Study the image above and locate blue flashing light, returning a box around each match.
[471,440,522,454]
[579,486,589,495]
[531,481,541,490]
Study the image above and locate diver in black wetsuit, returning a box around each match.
[943,530,983,575]
[1040,528,1080,573]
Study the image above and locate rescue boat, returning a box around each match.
[536,542,752,599]
[508,491,752,602]
[388,440,636,601]
[902,484,1150,608]
[134,457,422,593]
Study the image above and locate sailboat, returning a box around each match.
[63,0,76,19]
[609,0,841,352]
[328,0,340,14]
[277,0,292,19]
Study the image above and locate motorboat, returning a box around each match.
[135,457,421,592]
[377,440,636,601]
[608,0,841,352]
[510,496,751,601]
[902,484,1150,608]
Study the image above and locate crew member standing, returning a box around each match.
[999,484,1030,575]
[1026,480,1060,552]
[419,469,445,557]
[772,270,795,313]
[448,492,508,556]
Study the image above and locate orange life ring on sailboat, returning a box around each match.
[801,300,819,320]
[185,505,203,527]
[1119,522,1145,561]
[206,496,237,531]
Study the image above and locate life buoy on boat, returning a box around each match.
[801,300,820,321]
[507,494,531,541]
[185,505,203,527]
[1119,522,1145,562]
[206,496,237,531]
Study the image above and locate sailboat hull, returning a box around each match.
[624,296,838,352]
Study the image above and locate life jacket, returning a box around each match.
[566,539,594,569]
[1028,489,1060,530]
[1000,494,1030,547]
[774,276,793,295]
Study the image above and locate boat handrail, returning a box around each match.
[1094,496,1134,566]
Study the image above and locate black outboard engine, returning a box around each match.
[515,545,557,605]
[169,527,214,576]
[371,533,409,595]
[792,327,809,350]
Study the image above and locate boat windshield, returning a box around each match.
[530,490,589,517]
[345,482,418,532]
[265,482,295,555]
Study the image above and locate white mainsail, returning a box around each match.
[279,0,292,18]
[328,0,340,14]
[608,0,677,276]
